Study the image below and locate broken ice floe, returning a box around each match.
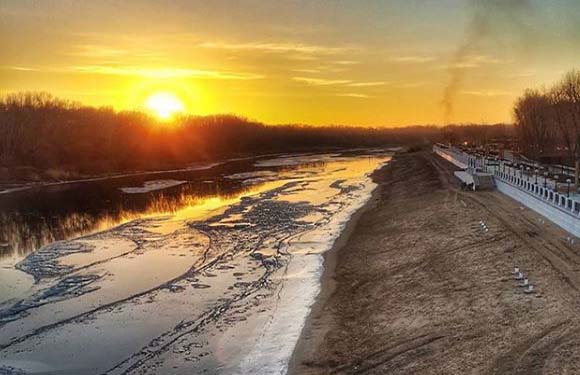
[119,179,187,194]
[17,241,93,280]
[0,274,101,323]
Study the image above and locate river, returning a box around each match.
[0,150,390,375]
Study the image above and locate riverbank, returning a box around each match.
[290,150,580,374]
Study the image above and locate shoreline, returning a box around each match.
[287,161,388,374]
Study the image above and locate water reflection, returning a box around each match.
[0,153,377,263]
[0,152,392,375]
[0,164,293,261]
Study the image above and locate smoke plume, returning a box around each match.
[441,0,533,123]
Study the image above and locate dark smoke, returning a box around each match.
[441,0,533,123]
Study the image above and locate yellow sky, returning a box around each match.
[1,1,579,126]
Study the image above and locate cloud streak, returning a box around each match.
[293,76,389,89]
[199,41,355,56]
[67,44,162,59]
[293,77,352,86]
[3,65,264,80]
[390,56,435,63]
[461,89,513,97]
[347,81,387,87]
[445,54,505,69]
[336,93,371,98]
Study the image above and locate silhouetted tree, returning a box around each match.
[514,70,580,165]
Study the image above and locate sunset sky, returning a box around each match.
[1,0,579,126]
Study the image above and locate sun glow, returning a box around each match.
[144,92,185,120]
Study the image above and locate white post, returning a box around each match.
[524,284,534,294]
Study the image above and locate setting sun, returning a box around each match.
[144,92,185,120]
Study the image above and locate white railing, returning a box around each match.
[492,166,580,217]
[433,144,580,237]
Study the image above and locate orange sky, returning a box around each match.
[1,1,579,126]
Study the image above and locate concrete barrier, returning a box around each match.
[433,144,580,238]
[495,179,580,237]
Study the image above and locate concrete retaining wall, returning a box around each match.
[433,144,580,238]
[495,179,580,237]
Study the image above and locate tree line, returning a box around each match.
[0,91,518,183]
[0,92,447,183]
[514,69,580,165]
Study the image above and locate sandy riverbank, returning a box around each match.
[290,150,580,374]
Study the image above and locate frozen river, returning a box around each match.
[0,151,390,374]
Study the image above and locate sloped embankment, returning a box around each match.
[291,150,580,374]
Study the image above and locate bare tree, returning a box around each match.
[555,70,580,165]
[0,91,446,183]
[513,89,554,160]
[513,69,580,188]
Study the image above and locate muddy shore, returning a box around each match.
[290,150,580,374]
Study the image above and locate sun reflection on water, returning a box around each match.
[0,154,389,263]
[0,180,286,262]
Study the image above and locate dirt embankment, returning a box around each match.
[290,150,580,374]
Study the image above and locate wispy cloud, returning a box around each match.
[294,76,387,88]
[3,66,39,72]
[68,45,130,58]
[336,93,371,98]
[393,82,427,88]
[70,65,264,79]
[199,41,355,55]
[293,77,352,86]
[332,60,359,65]
[67,44,161,59]
[511,71,536,79]
[347,81,387,87]
[461,90,513,97]
[2,64,263,80]
[445,55,506,69]
[390,56,435,63]
[292,68,322,74]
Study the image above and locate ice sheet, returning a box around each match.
[0,152,391,374]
